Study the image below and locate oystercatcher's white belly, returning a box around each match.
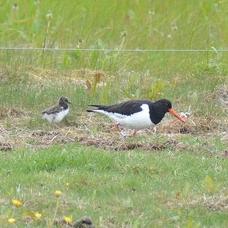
[95,104,154,129]
[42,108,69,123]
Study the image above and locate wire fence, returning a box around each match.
[0,47,228,53]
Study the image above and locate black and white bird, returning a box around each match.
[42,96,71,123]
[87,99,186,135]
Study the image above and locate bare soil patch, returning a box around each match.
[80,136,179,151]
[0,142,12,151]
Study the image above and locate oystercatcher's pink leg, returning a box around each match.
[131,129,138,136]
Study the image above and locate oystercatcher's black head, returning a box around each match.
[155,99,172,112]
[59,96,71,107]
[151,99,186,124]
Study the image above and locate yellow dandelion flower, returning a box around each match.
[54,190,62,197]
[8,218,16,224]
[34,212,42,219]
[66,182,69,187]
[11,199,23,208]
[63,216,73,224]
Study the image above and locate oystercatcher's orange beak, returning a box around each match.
[168,108,186,122]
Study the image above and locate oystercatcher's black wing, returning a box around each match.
[89,100,152,116]
[42,105,63,115]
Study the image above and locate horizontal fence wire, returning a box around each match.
[0,47,228,52]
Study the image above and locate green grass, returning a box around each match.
[0,1,227,118]
[0,143,227,227]
[0,0,228,227]
[1,0,228,48]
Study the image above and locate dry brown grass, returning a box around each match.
[0,106,227,153]
[0,107,27,119]
[215,84,228,110]
[158,115,227,134]
[167,188,228,212]
[27,67,110,90]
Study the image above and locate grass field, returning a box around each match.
[0,0,228,227]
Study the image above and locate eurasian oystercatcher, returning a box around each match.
[87,99,186,135]
[42,96,71,123]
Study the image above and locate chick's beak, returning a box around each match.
[168,108,186,122]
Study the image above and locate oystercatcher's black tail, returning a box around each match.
[87,104,107,112]
[87,109,95,112]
